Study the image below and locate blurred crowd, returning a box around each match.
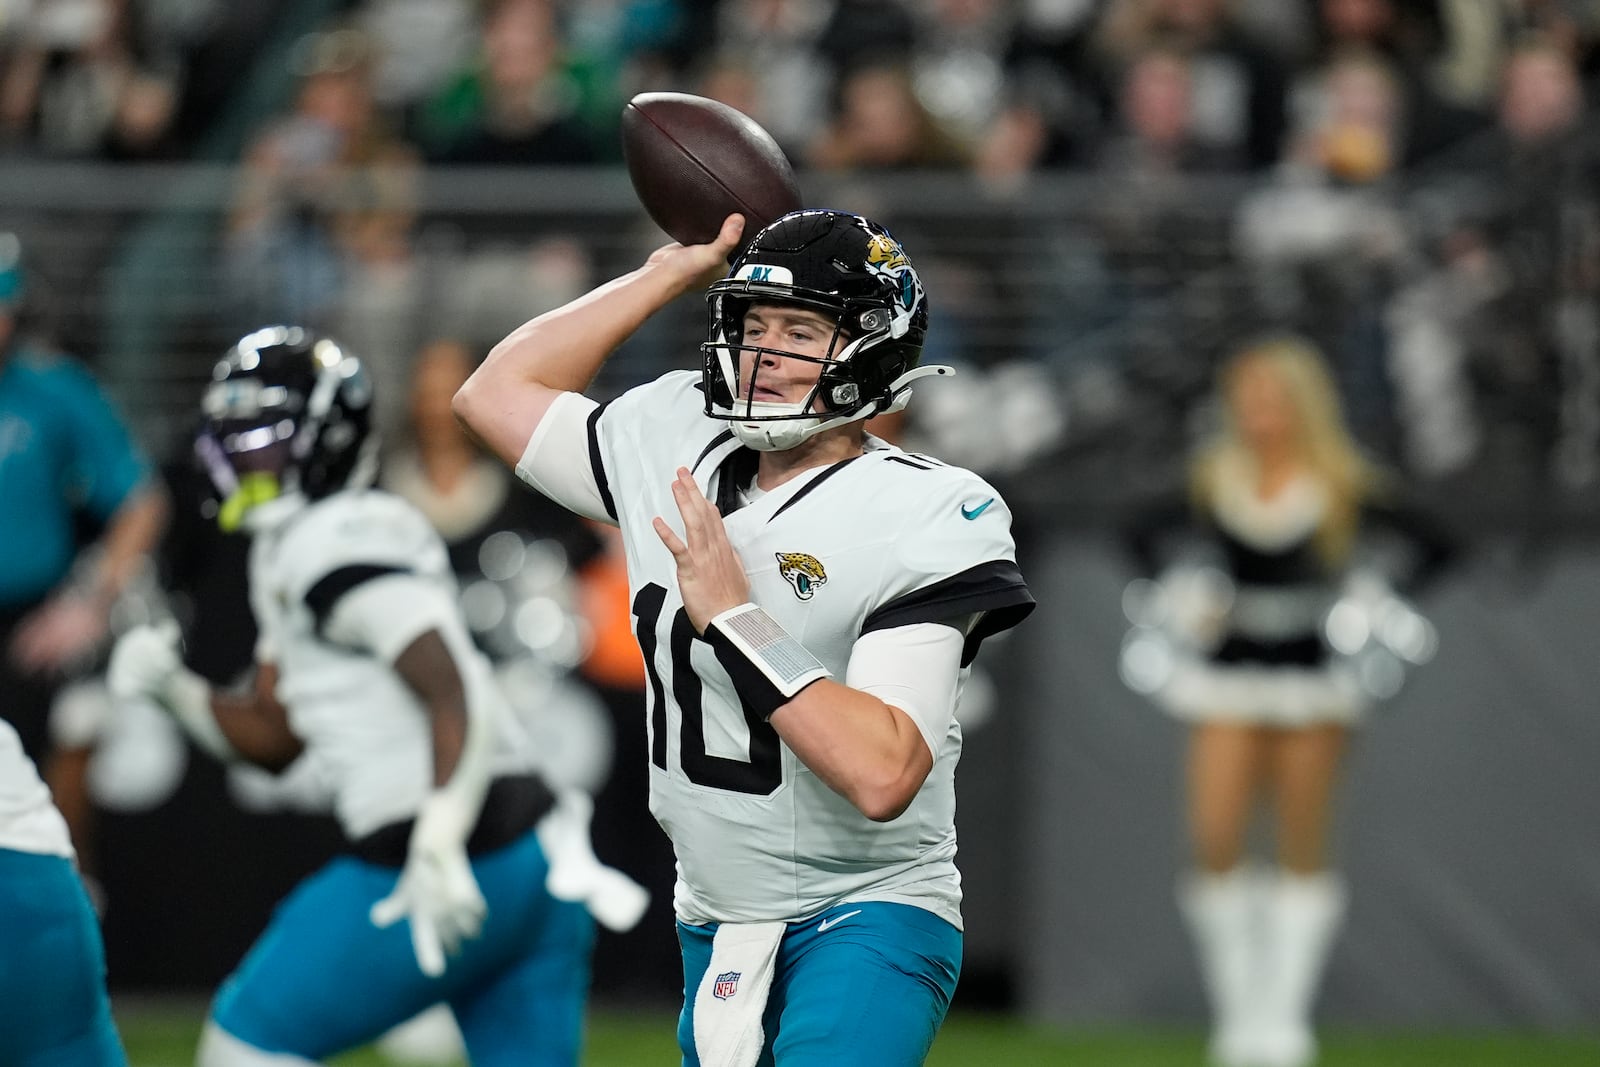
[3,0,1599,1027]
[7,0,1600,173]
[2,0,1599,494]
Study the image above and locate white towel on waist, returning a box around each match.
[693,920,786,1067]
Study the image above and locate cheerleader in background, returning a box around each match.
[1121,336,1454,1067]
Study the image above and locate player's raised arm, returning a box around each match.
[452,214,744,471]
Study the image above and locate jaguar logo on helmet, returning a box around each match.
[863,233,923,327]
[865,234,908,270]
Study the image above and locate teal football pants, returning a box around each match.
[210,829,593,1067]
[677,901,961,1067]
[0,848,126,1066]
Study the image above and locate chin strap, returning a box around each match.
[729,364,956,451]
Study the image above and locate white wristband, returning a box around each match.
[705,603,830,719]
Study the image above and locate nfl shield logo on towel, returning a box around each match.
[713,971,740,999]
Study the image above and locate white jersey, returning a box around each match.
[0,720,73,858]
[248,490,537,839]
[517,371,1033,928]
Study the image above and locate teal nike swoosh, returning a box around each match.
[961,498,995,520]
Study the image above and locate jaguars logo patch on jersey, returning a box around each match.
[775,552,827,600]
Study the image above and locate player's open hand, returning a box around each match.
[371,795,487,978]
[644,213,744,292]
[652,466,751,634]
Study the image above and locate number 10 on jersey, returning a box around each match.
[632,582,784,795]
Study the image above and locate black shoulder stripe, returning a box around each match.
[305,563,410,633]
[862,560,1036,666]
[768,456,862,523]
[692,429,736,477]
[715,447,759,516]
[886,455,934,471]
[586,401,617,522]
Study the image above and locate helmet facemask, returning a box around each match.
[704,293,888,452]
[195,415,304,533]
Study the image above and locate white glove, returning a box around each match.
[371,793,487,977]
[107,621,184,705]
[107,623,233,759]
[538,790,651,933]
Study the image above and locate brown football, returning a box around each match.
[621,92,802,256]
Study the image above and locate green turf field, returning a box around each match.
[114,1000,1600,1066]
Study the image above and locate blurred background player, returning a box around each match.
[380,333,679,1004]
[0,230,167,879]
[1121,336,1453,1067]
[0,718,127,1066]
[108,326,645,1067]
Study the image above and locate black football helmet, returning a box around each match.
[195,325,375,531]
[702,209,949,450]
